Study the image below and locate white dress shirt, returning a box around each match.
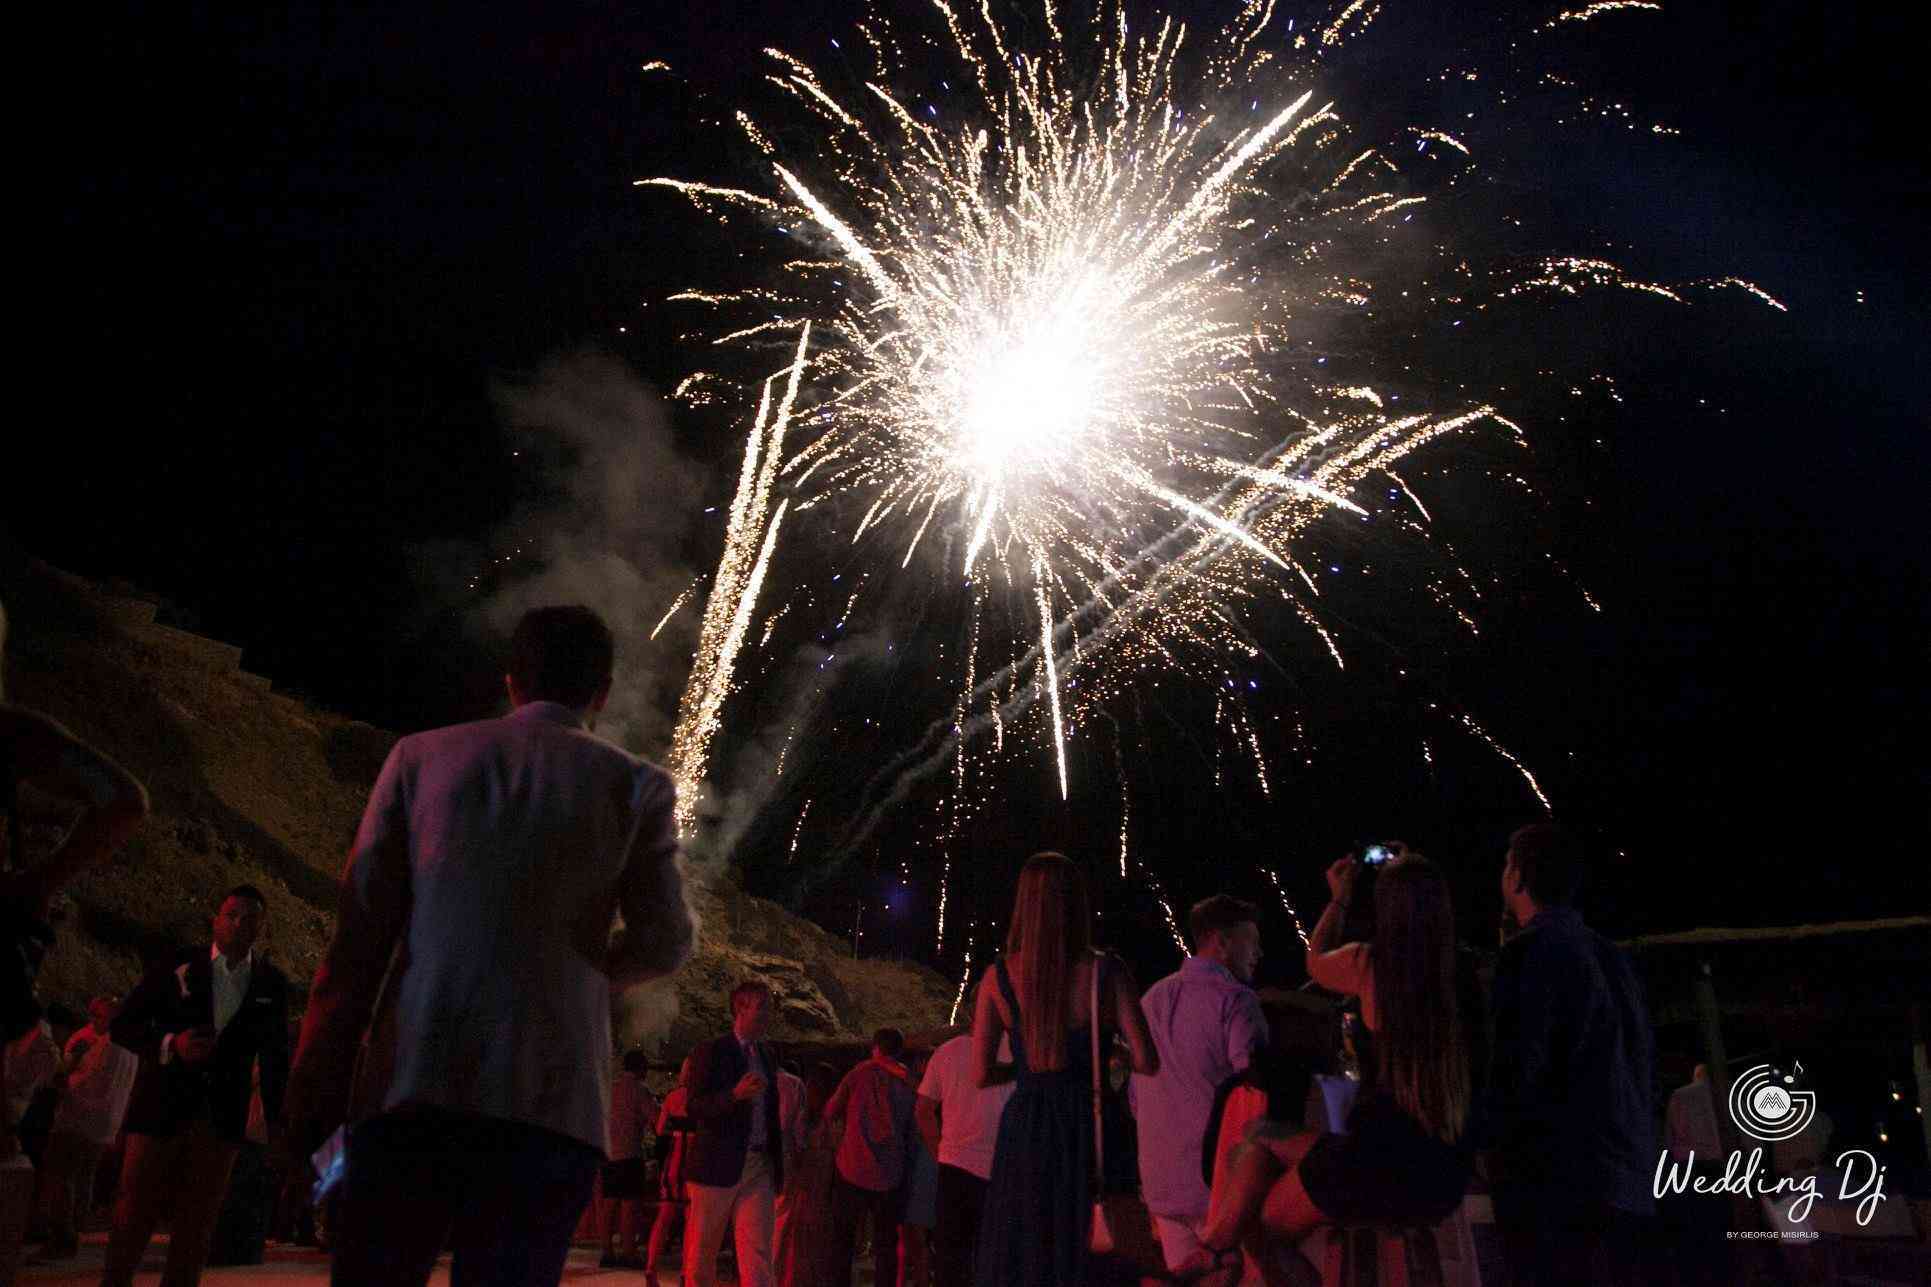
[741,1038,768,1152]
[345,701,692,1154]
[212,945,254,1033]
[161,945,253,1064]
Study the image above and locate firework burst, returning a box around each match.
[646,0,1778,919]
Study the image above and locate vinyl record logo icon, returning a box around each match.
[1728,1063,1817,1142]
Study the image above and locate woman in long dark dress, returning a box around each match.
[970,852,1158,1287]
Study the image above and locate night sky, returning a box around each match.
[23,1,1928,984]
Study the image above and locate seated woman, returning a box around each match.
[1178,851,1472,1285]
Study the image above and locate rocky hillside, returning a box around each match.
[0,550,952,1054]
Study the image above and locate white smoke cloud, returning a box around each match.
[685,631,893,881]
[466,349,708,759]
[419,349,894,894]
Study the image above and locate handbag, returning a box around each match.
[1088,948,1116,1254]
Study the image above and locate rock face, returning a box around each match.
[1,551,951,1055]
[655,881,958,1052]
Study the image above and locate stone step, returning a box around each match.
[93,596,159,629]
[135,622,245,674]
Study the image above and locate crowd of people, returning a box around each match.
[0,597,1672,1287]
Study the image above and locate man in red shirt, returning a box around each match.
[597,1050,659,1268]
[824,1028,916,1287]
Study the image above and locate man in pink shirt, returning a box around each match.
[597,1050,659,1269]
[1130,895,1268,1274]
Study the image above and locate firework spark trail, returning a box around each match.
[1453,711,1552,812]
[650,578,702,640]
[935,849,951,951]
[1146,862,1191,960]
[933,610,986,955]
[1036,573,1069,799]
[1214,694,1227,792]
[787,798,812,863]
[1240,706,1271,797]
[1543,1,1663,29]
[1261,866,1311,949]
[668,325,810,833]
[947,930,975,1026]
[693,499,788,785]
[1699,277,1788,312]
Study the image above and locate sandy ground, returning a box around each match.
[14,1234,686,1284]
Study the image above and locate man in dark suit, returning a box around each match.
[1485,823,1654,1287]
[102,884,289,1287]
[681,978,783,1287]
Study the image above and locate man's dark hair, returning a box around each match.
[223,884,267,910]
[730,978,773,1013]
[509,605,615,708]
[622,1049,650,1077]
[1188,894,1259,949]
[1508,823,1586,907]
[873,1027,905,1059]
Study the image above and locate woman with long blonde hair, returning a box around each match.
[1180,851,1472,1284]
[969,853,1158,1287]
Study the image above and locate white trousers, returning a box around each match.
[684,1149,776,1287]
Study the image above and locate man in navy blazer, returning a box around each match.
[103,884,290,1287]
[681,978,784,1287]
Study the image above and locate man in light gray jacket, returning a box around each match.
[284,605,694,1287]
